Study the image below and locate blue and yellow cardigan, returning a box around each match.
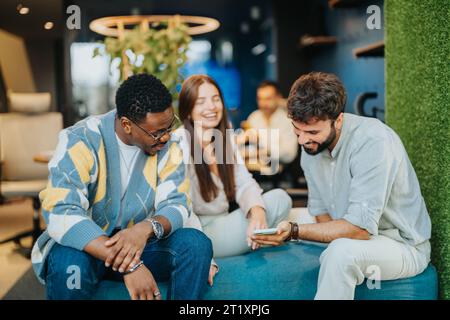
[31,110,190,284]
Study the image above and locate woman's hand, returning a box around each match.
[246,206,268,250]
[208,264,219,286]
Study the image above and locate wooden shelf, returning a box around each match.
[299,35,337,48]
[328,0,362,9]
[353,40,384,57]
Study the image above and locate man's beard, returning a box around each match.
[303,125,337,156]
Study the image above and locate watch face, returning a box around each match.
[152,220,164,239]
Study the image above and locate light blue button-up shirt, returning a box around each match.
[301,113,431,248]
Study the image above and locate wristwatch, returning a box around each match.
[146,218,164,240]
[284,222,300,241]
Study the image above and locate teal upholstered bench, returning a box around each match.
[93,242,438,300]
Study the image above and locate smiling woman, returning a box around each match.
[178,74,234,203]
[176,74,292,269]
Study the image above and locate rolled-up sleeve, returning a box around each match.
[342,138,396,235]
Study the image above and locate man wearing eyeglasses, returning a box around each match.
[32,73,212,300]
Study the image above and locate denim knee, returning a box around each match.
[175,228,213,262]
[45,243,102,299]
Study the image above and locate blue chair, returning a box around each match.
[93,242,438,300]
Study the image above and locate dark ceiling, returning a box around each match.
[0,0,273,40]
[0,0,64,38]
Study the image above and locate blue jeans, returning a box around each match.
[45,228,212,300]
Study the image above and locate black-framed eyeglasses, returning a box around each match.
[129,114,179,141]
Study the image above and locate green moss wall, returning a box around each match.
[385,0,450,299]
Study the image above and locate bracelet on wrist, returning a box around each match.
[123,260,144,275]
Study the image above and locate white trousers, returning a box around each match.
[199,189,292,258]
[315,235,431,300]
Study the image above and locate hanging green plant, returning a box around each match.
[93,16,192,99]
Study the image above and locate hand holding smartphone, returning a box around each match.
[253,228,278,235]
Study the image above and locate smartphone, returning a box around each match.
[253,228,278,235]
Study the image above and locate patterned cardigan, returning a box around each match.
[31,110,190,283]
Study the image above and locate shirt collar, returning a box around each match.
[330,113,348,159]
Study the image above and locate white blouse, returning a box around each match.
[173,127,266,219]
